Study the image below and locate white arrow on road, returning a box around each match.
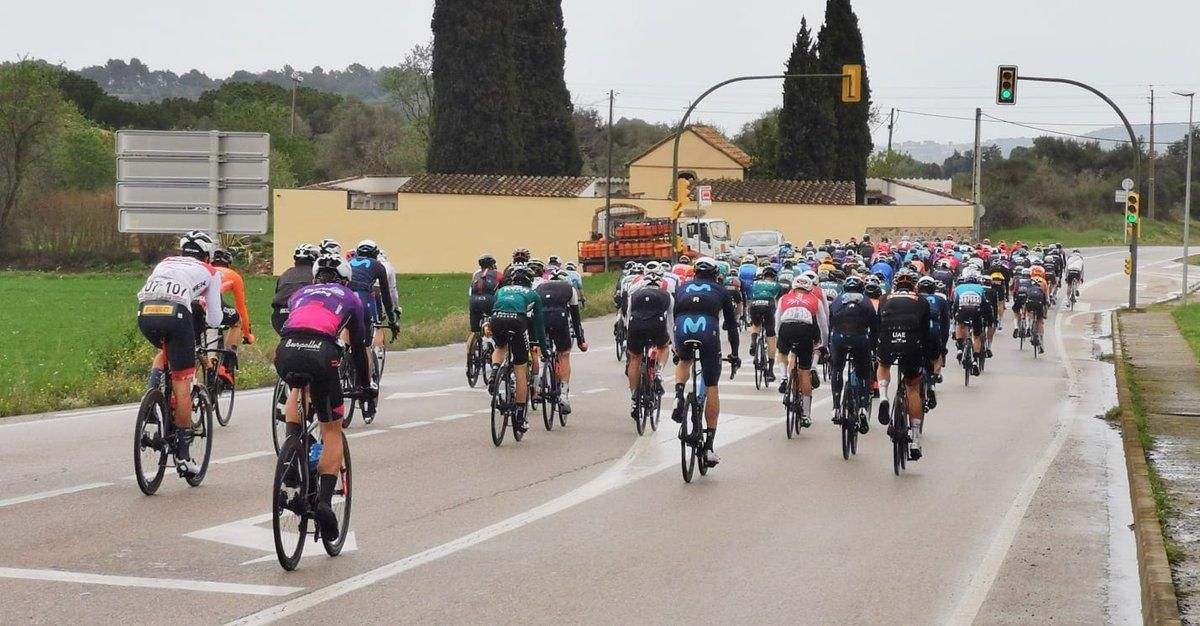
[385,386,483,400]
[186,502,357,566]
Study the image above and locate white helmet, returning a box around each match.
[319,238,342,256]
[179,230,215,258]
[312,253,352,281]
[794,274,815,291]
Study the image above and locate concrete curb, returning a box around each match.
[1112,312,1183,625]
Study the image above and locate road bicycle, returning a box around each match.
[490,351,534,446]
[198,326,237,427]
[1066,274,1081,310]
[632,344,663,436]
[678,340,738,483]
[133,346,214,495]
[271,372,357,571]
[466,318,495,388]
[538,349,565,431]
[751,333,769,390]
[337,343,377,427]
[613,318,627,362]
[834,353,872,460]
[271,377,289,454]
[959,336,976,387]
[888,372,926,476]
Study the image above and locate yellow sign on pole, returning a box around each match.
[841,64,862,103]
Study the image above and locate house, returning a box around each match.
[303,175,411,211]
[627,125,753,199]
[865,178,969,206]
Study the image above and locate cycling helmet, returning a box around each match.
[550,268,570,281]
[818,269,831,281]
[893,268,919,291]
[981,276,995,287]
[961,272,981,284]
[864,279,883,297]
[1031,265,1046,278]
[565,261,578,271]
[644,261,661,273]
[293,243,319,264]
[211,248,233,266]
[960,266,981,280]
[512,248,531,263]
[843,276,865,293]
[648,263,666,277]
[693,257,718,277]
[547,255,562,267]
[917,276,937,293]
[679,254,692,265]
[936,258,952,269]
[1021,267,1033,277]
[794,274,815,292]
[629,263,645,275]
[716,260,731,276]
[802,270,818,282]
[990,272,1005,282]
[761,266,778,279]
[356,239,380,258]
[319,238,342,256]
[782,259,796,270]
[643,272,664,287]
[830,269,847,282]
[508,264,534,286]
[624,260,636,271]
[179,230,215,259]
[1072,249,1081,255]
[313,253,352,282]
[479,253,497,269]
[529,259,546,274]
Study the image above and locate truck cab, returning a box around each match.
[678,218,733,260]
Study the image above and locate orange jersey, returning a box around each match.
[219,266,251,334]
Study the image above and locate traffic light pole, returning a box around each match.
[1019,75,1142,308]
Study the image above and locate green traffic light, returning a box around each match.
[1001,89,1012,100]
[1127,213,1138,223]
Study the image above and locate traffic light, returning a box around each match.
[671,177,692,221]
[997,65,1018,105]
[1124,257,1133,276]
[1125,191,1140,236]
[841,64,862,103]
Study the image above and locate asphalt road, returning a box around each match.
[1,247,1194,625]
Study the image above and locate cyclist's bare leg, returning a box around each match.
[675,359,690,386]
[557,350,571,386]
[372,327,385,350]
[172,376,193,429]
[704,385,720,428]
[316,420,344,475]
[514,363,529,404]
[905,378,923,423]
[626,351,642,392]
[226,326,243,349]
[767,336,777,362]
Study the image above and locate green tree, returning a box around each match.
[428,0,523,174]
[0,61,69,238]
[319,100,426,177]
[513,0,581,176]
[776,18,835,180]
[50,110,116,190]
[818,0,872,201]
[867,151,942,179]
[210,99,313,185]
[381,42,434,143]
[733,109,781,180]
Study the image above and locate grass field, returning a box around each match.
[1172,303,1200,363]
[986,219,1199,249]
[0,270,617,417]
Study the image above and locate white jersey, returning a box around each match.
[1066,254,1084,272]
[138,256,223,327]
[379,254,399,308]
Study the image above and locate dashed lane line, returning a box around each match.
[391,421,434,430]
[0,567,303,597]
[0,482,112,509]
[433,413,472,422]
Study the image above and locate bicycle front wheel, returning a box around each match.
[214,358,235,427]
[186,386,214,487]
[272,378,289,454]
[134,389,168,495]
[272,436,309,571]
[322,432,352,556]
[490,367,510,447]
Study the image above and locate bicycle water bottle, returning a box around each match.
[309,441,323,473]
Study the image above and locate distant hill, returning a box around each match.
[77,58,394,103]
[1084,123,1190,147]
[894,123,1193,165]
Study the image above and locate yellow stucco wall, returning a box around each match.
[273,189,974,274]
[628,130,744,200]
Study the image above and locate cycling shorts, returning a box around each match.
[221,303,239,329]
[777,321,818,369]
[749,301,776,337]
[469,294,495,332]
[137,301,197,379]
[271,308,289,335]
[274,333,344,423]
[1066,269,1082,283]
[1025,300,1046,320]
[878,328,927,383]
[955,307,985,336]
[354,290,380,325]
[544,309,573,353]
[674,314,722,387]
[490,313,531,365]
[1011,293,1027,313]
[627,316,669,354]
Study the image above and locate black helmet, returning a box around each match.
[293,243,318,264]
[893,268,919,292]
[211,248,233,266]
[356,239,380,258]
[512,248,531,263]
[761,265,778,279]
[479,253,497,269]
[509,264,533,286]
[843,276,864,293]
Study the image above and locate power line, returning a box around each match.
[980,113,1133,143]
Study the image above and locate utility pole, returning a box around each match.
[887,108,896,156]
[1148,87,1156,219]
[1174,90,1194,305]
[289,70,304,136]
[972,107,982,241]
[603,89,614,271]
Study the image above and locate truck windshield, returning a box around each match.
[709,221,729,240]
[738,232,779,247]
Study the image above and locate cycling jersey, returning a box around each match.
[819,280,842,302]
[627,284,673,353]
[272,263,315,333]
[749,279,783,303]
[217,265,251,336]
[470,268,500,296]
[776,288,830,347]
[278,283,371,421]
[737,263,757,299]
[535,280,583,351]
[830,291,878,340]
[722,275,743,303]
[284,283,369,343]
[673,277,739,386]
[1066,254,1084,273]
[379,254,399,310]
[870,261,894,286]
[877,291,932,381]
[492,284,548,346]
[348,255,395,323]
[138,256,223,328]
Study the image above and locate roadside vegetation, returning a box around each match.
[986,218,1199,248]
[0,270,617,418]
[1172,304,1200,362]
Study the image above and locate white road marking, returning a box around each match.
[226,403,828,625]
[719,393,784,402]
[0,482,112,509]
[413,370,443,375]
[385,386,467,400]
[0,566,303,596]
[473,409,492,414]
[433,413,472,422]
[187,508,357,566]
[947,306,1084,624]
[346,430,387,439]
[580,388,609,394]
[391,421,433,430]
[213,450,275,465]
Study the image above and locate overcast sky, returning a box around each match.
[4,0,1198,146]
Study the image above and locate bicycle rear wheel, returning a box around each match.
[134,389,168,495]
[213,357,235,427]
[634,362,648,436]
[185,386,214,487]
[680,392,698,483]
[840,385,853,460]
[466,341,481,388]
[785,372,797,439]
[271,378,289,454]
[891,397,908,476]
[322,431,352,556]
[490,366,510,447]
[963,351,971,387]
[272,436,309,571]
[339,358,358,428]
[542,368,555,432]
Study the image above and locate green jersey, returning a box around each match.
[750,279,783,302]
[819,280,842,298]
[492,284,548,348]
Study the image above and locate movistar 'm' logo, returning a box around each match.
[681,316,707,334]
[684,283,713,293]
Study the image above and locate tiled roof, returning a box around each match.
[626,125,752,168]
[882,177,969,202]
[398,174,596,198]
[699,179,855,205]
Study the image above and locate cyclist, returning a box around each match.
[563,261,586,302]
[1065,250,1085,298]
[671,254,695,280]
[775,273,829,426]
[210,248,255,384]
[137,231,224,475]
[671,257,741,468]
[350,240,399,349]
[737,255,758,303]
[276,253,375,542]
[272,243,318,334]
[748,265,784,383]
[829,276,877,432]
[625,268,673,418]
[1011,267,1033,335]
[718,260,744,321]
[917,276,951,402]
[468,253,500,361]
[378,249,400,322]
[952,272,989,376]
[488,265,549,435]
[528,258,547,288]
[536,268,588,415]
[980,275,1001,357]
[1022,276,1049,354]
[502,248,532,284]
[875,269,932,461]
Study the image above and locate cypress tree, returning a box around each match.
[776,18,838,181]
[427,0,523,174]
[513,0,582,176]
[818,0,872,202]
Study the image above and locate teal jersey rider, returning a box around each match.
[750,278,783,302]
[492,284,549,349]
[819,279,842,298]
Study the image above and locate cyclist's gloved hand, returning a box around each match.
[243,332,256,345]
[728,355,742,370]
[578,340,589,352]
